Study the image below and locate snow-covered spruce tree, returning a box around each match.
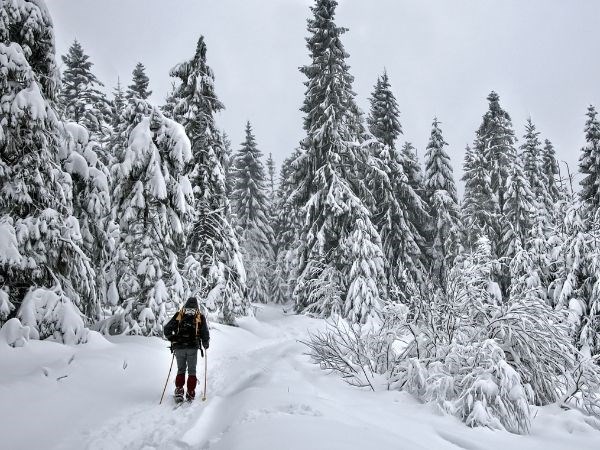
[400,141,425,198]
[290,0,387,323]
[266,152,276,206]
[126,62,152,101]
[60,122,115,318]
[271,150,302,304]
[111,100,193,335]
[423,118,461,286]
[111,78,126,128]
[366,142,429,306]
[367,70,402,149]
[0,0,96,333]
[461,145,497,250]
[58,40,111,136]
[501,155,537,260]
[579,105,600,213]
[222,131,235,199]
[466,92,517,255]
[231,122,275,304]
[542,138,563,205]
[520,118,553,226]
[169,36,247,323]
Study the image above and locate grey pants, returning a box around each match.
[174,348,198,376]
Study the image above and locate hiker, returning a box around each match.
[163,297,210,402]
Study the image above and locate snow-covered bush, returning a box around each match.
[307,236,600,434]
[0,318,30,347]
[17,287,89,345]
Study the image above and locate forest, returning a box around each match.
[1,0,600,438]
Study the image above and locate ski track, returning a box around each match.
[50,305,600,450]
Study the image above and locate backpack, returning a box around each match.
[173,307,203,341]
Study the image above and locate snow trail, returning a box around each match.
[2,305,600,450]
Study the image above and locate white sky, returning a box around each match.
[46,0,600,191]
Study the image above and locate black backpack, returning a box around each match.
[173,307,203,341]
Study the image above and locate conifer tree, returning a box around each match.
[501,155,537,260]
[579,105,600,213]
[222,131,235,199]
[424,118,460,284]
[59,40,111,136]
[169,36,247,323]
[400,142,424,196]
[542,139,563,205]
[231,122,275,303]
[111,101,193,335]
[111,78,126,128]
[520,118,552,224]
[126,62,152,100]
[0,0,95,320]
[266,152,276,205]
[367,71,402,149]
[465,92,517,255]
[461,145,497,249]
[292,0,386,323]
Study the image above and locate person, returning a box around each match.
[163,297,210,402]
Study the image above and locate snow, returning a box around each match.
[0,304,598,450]
[0,218,22,265]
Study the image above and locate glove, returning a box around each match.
[204,341,209,350]
[199,347,204,358]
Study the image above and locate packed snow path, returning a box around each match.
[2,305,600,450]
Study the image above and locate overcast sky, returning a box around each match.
[46,0,600,191]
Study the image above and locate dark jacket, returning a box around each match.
[163,307,210,351]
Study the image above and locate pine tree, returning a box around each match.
[58,40,111,136]
[231,122,275,303]
[579,105,600,213]
[169,36,247,323]
[501,155,537,260]
[292,0,386,323]
[520,118,552,225]
[126,62,152,100]
[367,143,429,305]
[424,118,460,285]
[367,71,402,149]
[461,145,497,249]
[111,101,193,335]
[0,0,96,322]
[111,78,126,128]
[272,150,302,303]
[222,131,235,199]
[465,92,516,256]
[542,139,563,205]
[266,152,276,205]
[400,142,425,196]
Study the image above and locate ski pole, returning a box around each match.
[159,353,175,405]
[202,349,208,401]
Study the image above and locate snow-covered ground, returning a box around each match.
[1,304,599,450]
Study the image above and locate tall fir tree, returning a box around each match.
[266,152,277,205]
[579,105,600,214]
[0,0,96,322]
[59,40,111,136]
[126,62,152,100]
[400,142,425,197]
[111,77,126,128]
[423,118,460,285]
[461,145,497,250]
[111,101,193,335]
[231,122,275,303]
[464,91,516,257]
[291,0,386,323]
[542,139,563,205]
[169,36,247,323]
[520,118,552,225]
[367,70,402,149]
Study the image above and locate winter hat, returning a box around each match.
[184,297,198,309]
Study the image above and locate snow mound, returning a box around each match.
[0,318,30,347]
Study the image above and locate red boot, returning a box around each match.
[174,374,185,402]
[186,375,197,402]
